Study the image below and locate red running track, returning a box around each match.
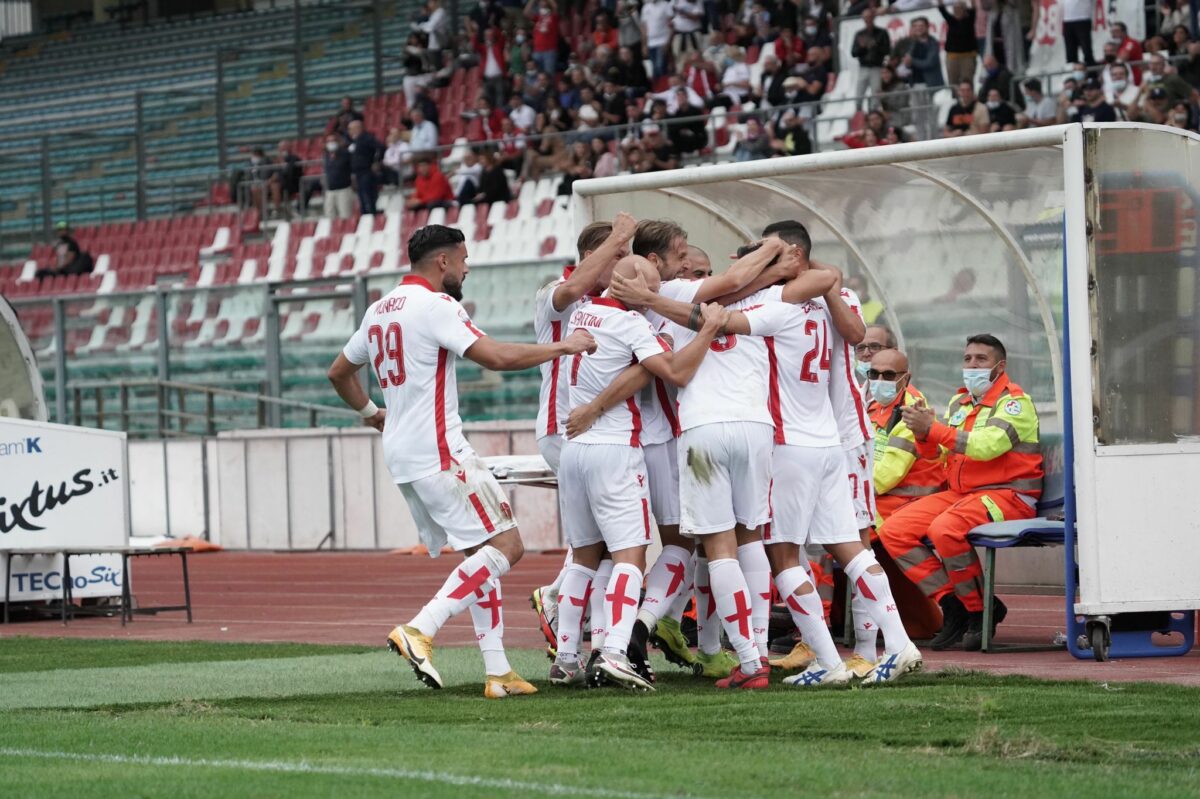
[1,551,1196,686]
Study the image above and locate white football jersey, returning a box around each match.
[665,281,776,431]
[746,285,840,448]
[534,266,590,442]
[343,274,484,484]
[567,297,670,446]
[823,287,873,449]
[639,315,681,446]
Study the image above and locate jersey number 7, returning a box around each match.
[368,323,406,387]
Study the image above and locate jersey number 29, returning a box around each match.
[368,323,405,387]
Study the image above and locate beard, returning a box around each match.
[443,276,464,302]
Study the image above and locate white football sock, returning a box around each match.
[693,557,721,655]
[736,540,772,659]
[776,565,841,669]
[844,549,911,656]
[546,549,574,597]
[555,563,594,661]
[707,557,760,672]
[468,581,511,676]
[602,563,643,656]
[409,545,510,637]
[636,545,692,628]
[588,559,613,653]
[851,586,880,662]
[666,562,694,623]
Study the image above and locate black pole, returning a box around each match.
[135,91,147,220]
[40,136,52,236]
[293,4,306,137]
[216,50,228,171]
[371,0,384,97]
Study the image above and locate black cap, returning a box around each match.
[1149,86,1168,99]
[1082,76,1102,90]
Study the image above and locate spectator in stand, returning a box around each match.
[616,1,644,59]
[601,73,630,125]
[416,0,451,66]
[1017,78,1059,126]
[1036,0,1094,66]
[1106,63,1140,117]
[983,0,1024,75]
[403,33,434,107]
[710,45,753,108]
[1077,76,1117,122]
[508,91,537,130]
[347,120,383,215]
[526,0,560,75]
[651,74,704,112]
[757,55,788,106]
[852,7,891,109]
[641,124,680,170]
[411,85,440,128]
[704,30,730,66]
[468,0,505,37]
[672,0,705,55]
[452,150,484,204]
[275,141,302,217]
[1142,52,1194,106]
[474,149,514,203]
[642,0,675,78]
[559,67,590,111]
[327,96,364,138]
[615,45,651,91]
[733,116,773,161]
[496,117,527,170]
[774,27,802,69]
[406,158,455,210]
[801,12,834,50]
[896,16,945,88]
[594,10,620,50]
[1111,22,1144,83]
[1174,30,1200,87]
[508,28,531,76]
[521,113,566,179]
[1166,101,1194,129]
[938,0,979,89]
[322,133,354,219]
[556,139,595,195]
[1162,2,1192,34]
[474,96,507,141]
[985,87,1017,130]
[844,109,902,147]
[979,53,1020,108]
[668,88,707,153]
[682,49,718,103]
[477,26,509,110]
[771,109,814,156]
[408,106,440,157]
[382,127,412,186]
[1129,85,1171,123]
[35,223,93,281]
[943,80,989,135]
[588,137,618,177]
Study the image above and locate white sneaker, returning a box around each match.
[595,652,655,692]
[782,660,854,688]
[865,642,923,685]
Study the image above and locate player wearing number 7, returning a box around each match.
[327,225,597,698]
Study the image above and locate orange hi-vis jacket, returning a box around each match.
[868,384,946,498]
[914,373,1044,500]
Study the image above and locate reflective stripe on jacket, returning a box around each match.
[869,384,946,498]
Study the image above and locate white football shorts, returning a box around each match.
[678,421,774,536]
[537,433,564,473]
[766,444,860,546]
[643,440,680,527]
[844,440,875,529]
[398,447,516,556]
[559,442,652,552]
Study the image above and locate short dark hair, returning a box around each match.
[408,225,465,265]
[1023,78,1042,93]
[912,15,928,25]
[761,220,812,257]
[577,221,613,259]
[868,324,896,347]
[966,333,1007,361]
[633,219,687,260]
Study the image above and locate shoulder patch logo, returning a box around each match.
[1003,399,1022,416]
[949,408,969,426]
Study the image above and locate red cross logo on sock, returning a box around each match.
[724,590,752,640]
[855,576,877,602]
[606,572,638,625]
[786,593,810,615]
[447,565,491,600]
[665,560,687,598]
[696,584,716,619]
[567,581,593,609]
[477,588,502,629]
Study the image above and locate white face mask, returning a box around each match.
[986,100,1000,109]
[326,141,338,152]
[869,379,900,406]
[804,25,818,35]
[963,366,996,398]
[1071,70,1086,82]
[1112,79,1127,91]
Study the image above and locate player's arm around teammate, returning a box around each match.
[549,211,639,313]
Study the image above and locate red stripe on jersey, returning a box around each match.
[842,338,870,439]
[468,492,495,533]
[764,336,785,445]
[546,320,562,436]
[641,498,651,541]
[626,397,642,447]
[400,275,435,291]
[435,348,451,470]
[654,378,681,438]
[464,320,484,338]
[590,297,629,311]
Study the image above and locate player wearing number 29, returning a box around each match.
[327,225,597,698]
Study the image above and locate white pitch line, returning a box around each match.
[0,747,713,799]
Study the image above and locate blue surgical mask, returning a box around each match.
[870,379,900,406]
[854,358,870,382]
[963,367,994,398]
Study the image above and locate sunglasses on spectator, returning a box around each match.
[867,369,907,381]
[855,342,886,356]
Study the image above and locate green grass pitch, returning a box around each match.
[1,637,1197,798]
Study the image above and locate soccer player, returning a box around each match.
[686,245,712,278]
[327,225,596,698]
[552,255,728,690]
[529,212,638,657]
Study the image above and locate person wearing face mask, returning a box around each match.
[1111,22,1143,83]
[524,0,560,76]
[322,135,354,220]
[1105,63,1140,115]
[878,334,1043,652]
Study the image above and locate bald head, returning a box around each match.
[870,348,908,373]
[613,254,662,294]
[687,245,712,278]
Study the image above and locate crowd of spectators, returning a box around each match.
[229,0,1200,220]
